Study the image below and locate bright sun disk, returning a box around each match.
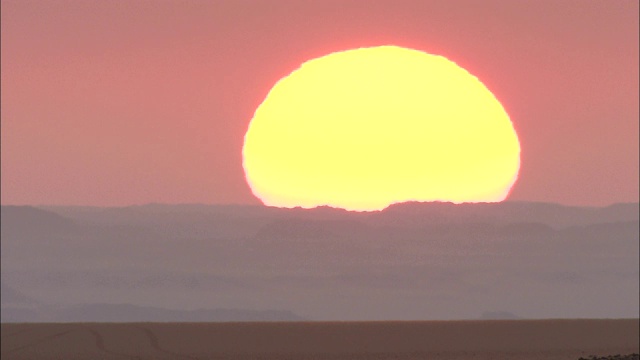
[242,45,521,211]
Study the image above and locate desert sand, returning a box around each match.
[1,319,638,359]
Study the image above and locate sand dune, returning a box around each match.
[2,319,638,359]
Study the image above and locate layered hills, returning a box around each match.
[1,202,638,321]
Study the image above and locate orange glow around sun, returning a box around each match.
[243,46,521,211]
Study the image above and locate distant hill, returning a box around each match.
[1,303,305,323]
[35,201,640,231]
[1,205,77,238]
[480,311,521,320]
[379,201,640,228]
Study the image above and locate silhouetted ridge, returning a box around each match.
[378,201,640,228]
[1,205,76,237]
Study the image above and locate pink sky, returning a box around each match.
[1,0,638,207]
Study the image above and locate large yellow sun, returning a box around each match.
[243,45,520,211]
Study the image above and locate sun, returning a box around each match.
[242,45,520,211]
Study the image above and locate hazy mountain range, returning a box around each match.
[1,202,638,322]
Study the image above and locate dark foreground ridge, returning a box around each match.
[2,320,638,360]
[580,354,640,360]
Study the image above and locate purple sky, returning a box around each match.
[1,0,638,207]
